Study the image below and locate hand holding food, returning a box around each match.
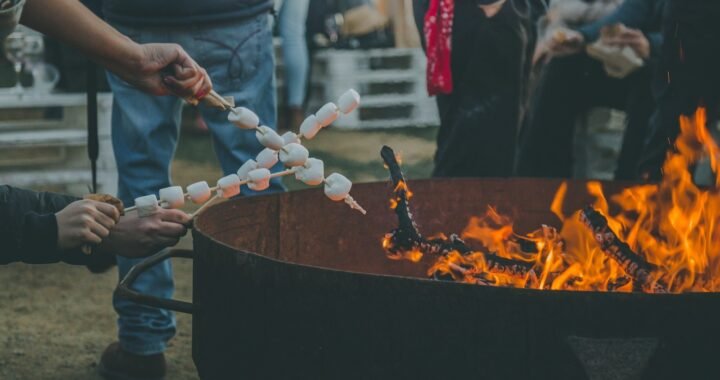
[55,199,120,250]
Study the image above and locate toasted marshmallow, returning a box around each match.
[187,181,212,204]
[159,186,185,209]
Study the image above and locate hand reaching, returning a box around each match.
[96,208,192,258]
[115,42,213,100]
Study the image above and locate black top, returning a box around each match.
[0,185,91,265]
[102,0,274,27]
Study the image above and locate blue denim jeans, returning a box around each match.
[277,0,310,107]
[108,14,282,355]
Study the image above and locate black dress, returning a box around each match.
[414,0,538,177]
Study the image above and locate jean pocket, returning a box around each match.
[193,16,272,84]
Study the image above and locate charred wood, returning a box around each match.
[579,206,667,293]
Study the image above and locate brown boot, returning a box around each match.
[98,342,166,380]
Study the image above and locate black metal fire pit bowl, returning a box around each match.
[116,178,720,380]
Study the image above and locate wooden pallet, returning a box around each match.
[308,48,439,129]
[0,93,117,195]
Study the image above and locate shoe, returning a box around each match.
[98,342,166,380]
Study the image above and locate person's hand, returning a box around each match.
[116,42,213,99]
[56,200,120,250]
[602,25,650,60]
[96,208,191,258]
[546,28,585,57]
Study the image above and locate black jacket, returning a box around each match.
[0,185,91,265]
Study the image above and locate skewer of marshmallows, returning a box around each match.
[126,89,365,217]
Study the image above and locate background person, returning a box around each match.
[276,0,311,131]
[517,0,666,180]
[414,0,539,178]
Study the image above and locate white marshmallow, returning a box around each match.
[228,107,260,130]
[315,102,339,127]
[337,89,360,114]
[159,186,185,209]
[324,173,353,201]
[299,114,322,140]
[216,174,241,199]
[187,181,212,204]
[256,148,279,169]
[247,168,271,191]
[295,158,325,186]
[279,143,309,167]
[282,131,301,145]
[256,126,285,151]
[135,194,159,217]
[237,159,259,180]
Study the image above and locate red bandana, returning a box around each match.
[424,0,455,96]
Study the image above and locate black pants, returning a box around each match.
[638,0,720,180]
[516,54,655,179]
[414,0,537,178]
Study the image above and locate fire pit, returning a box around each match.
[117,176,720,379]
[116,109,720,379]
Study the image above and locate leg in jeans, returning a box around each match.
[187,15,284,191]
[108,70,182,355]
[278,0,310,108]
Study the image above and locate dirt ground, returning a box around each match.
[0,125,436,379]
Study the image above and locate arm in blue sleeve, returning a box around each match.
[578,0,654,42]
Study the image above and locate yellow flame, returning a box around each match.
[382,108,720,293]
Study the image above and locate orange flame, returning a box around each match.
[382,108,720,293]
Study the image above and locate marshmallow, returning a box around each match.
[337,89,360,114]
[135,194,159,217]
[159,186,185,209]
[216,174,241,199]
[299,114,323,140]
[256,126,285,151]
[237,159,259,180]
[187,181,212,204]
[282,131,301,145]
[315,102,339,127]
[324,173,352,201]
[295,158,325,186]
[247,168,271,191]
[256,148,279,169]
[228,107,260,130]
[279,143,309,167]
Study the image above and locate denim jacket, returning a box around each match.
[578,0,667,61]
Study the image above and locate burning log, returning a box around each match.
[380,146,534,279]
[579,206,667,293]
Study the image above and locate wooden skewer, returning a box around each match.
[189,195,219,218]
[124,169,300,214]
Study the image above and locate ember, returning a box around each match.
[382,108,720,293]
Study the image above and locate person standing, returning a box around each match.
[517,0,665,180]
[414,0,539,177]
[98,1,281,379]
[277,0,311,131]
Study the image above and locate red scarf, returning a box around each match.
[424,0,455,95]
